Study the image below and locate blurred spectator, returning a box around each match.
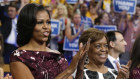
[0,33,12,79]
[86,0,103,24]
[66,4,74,22]
[1,3,18,64]
[45,4,53,16]
[100,13,110,25]
[95,12,110,25]
[80,3,93,30]
[108,3,120,26]
[52,4,71,54]
[131,4,140,44]
[65,12,84,65]
[51,0,59,16]
[0,33,4,68]
[65,12,83,42]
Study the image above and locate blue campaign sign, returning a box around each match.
[94,25,117,32]
[66,0,78,4]
[63,36,79,51]
[51,19,60,36]
[113,0,137,14]
[81,17,93,31]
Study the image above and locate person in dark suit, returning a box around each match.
[0,4,18,64]
[104,31,128,71]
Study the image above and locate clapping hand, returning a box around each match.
[74,38,91,79]
[117,60,131,79]
[55,38,91,79]
[68,38,91,73]
[79,38,91,60]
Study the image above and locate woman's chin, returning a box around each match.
[42,38,48,42]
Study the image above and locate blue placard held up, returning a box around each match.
[51,19,60,36]
[63,36,79,51]
[66,0,78,4]
[94,25,117,32]
[113,0,137,14]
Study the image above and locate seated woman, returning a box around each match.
[76,28,130,79]
[129,35,140,79]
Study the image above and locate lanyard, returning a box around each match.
[73,26,80,36]
[81,16,88,22]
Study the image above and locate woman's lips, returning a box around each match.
[98,54,107,59]
[43,32,49,37]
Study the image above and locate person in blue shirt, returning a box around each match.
[79,3,93,30]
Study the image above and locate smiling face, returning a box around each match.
[88,36,108,65]
[31,10,51,44]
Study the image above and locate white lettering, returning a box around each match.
[116,1,134,7]
[69,43,78,48]
[51,24,57,28]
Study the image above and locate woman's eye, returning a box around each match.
[95,45,101,49]
[36,21,43,24]
[46,21,51,24]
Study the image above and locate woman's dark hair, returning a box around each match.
[17,3,51,47]
[95,13,108,25]
[0,33,4,66]
[130,35,140,70]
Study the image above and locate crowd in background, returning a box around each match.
[0,0,140,78]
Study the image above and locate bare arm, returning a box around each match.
[95,0,103,11]
[55,38,91,79]
[73,0,80,13]
[118,11,128,34]
[55,52,80,79]
[10,62,34,79]
[18,0,29,14]
[0,68,3,79]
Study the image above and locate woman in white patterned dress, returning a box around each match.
[76,28,130,79]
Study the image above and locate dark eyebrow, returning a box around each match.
[36,19,43,21]
[47,19,50,21]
